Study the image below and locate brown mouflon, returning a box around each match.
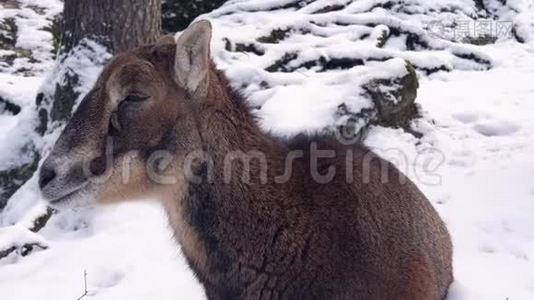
[39,21,453,299]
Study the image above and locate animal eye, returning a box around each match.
[110,112,121,133]
[124,94,149,102]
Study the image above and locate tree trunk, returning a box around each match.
[63,0,162,54]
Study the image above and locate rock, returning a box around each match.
[363,61,419,129]
[372,25,390,48]
[0,17,17,51]
[0,96,22,115]
[0,242,47,261]
[335,61,421,141]
[49,73,80,122]
[40,14,63,59]
[0,146,40,210]
[0,226,49,262]
[257,28,291,44]
[463,35,498,45]
[29,207,56,233]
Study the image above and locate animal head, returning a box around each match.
[39,21,215,208]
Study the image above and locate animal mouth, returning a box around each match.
[46,182,88,205]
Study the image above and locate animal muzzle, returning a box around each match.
[38,154,92,204]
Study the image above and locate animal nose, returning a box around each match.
[39,166,57,190]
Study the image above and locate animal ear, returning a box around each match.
[174,20,212,97]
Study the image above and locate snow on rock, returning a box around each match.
[0,0,62,76]
[0,0,63,206]
[0,224,48,264]
[38,38,112,131]
[0,75,43,166]
[202,0,509,137]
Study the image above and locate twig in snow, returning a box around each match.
[76,269,88,300]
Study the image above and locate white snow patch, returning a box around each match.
[1,1,534,299]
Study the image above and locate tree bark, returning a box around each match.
[62,0,162,55]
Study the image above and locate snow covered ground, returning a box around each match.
[1,0,534,299]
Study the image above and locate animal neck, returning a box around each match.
[161,68,290,272]
[196,67,281,156]
[187,66,287,194]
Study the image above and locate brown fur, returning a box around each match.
[40,22,453,300]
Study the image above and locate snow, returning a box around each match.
[0,203,205,299]
[0,73,42,169]
[1,0,534,299]
[205,0,500,137]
